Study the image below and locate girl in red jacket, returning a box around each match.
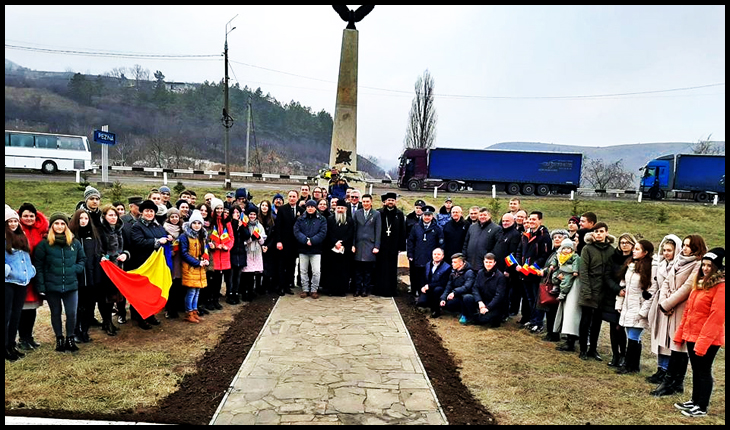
[673,247,725,418]
[208,198,234,310]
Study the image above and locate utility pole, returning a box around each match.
[222,14,238,190]
[246,95,251,171]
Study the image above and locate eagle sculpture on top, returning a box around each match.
[332,5,374,30]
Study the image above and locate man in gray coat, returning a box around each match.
[351,194,381,297]
[462,207,500,269]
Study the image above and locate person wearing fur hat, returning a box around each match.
[645,233,682,385]
[5,205,36,361]
[127,200,172,329]
[15,203,48,351]
[179,209,210,323]
[33,212,87,353]
[649,234,707,397]
[577,222,617,361]
[207,197,234,309]
[673,247,724,418]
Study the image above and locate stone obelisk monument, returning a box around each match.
[329,28,359,172]
[326,5,374,185]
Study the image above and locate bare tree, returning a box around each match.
[106,67,127,79]
[130,64,150,82]
[690,133,724,154]
[404,70,437,149]
[582,157,635,190]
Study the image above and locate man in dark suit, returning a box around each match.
[417,248,452,318]
[274,190,302,295]
[351,194,381,297]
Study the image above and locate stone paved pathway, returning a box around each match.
[210,295,447,425]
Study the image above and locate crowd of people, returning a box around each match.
[5,185,725,418]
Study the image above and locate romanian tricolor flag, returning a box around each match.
[252,229,261,240]
[100,248,172,320]
[505,254,519,268]
[517,263,542,276]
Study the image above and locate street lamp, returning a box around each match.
[222,14,238,189]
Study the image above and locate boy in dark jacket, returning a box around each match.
[463,253,508,326]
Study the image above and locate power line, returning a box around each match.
[5,43,220,60]
[7,41,724,100]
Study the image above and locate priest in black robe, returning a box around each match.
[321,198,355,296]
[374,192,407,297]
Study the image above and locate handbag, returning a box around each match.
[538,276,559,307]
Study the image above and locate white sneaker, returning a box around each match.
[680,405,707,418]
[674,400,695,411]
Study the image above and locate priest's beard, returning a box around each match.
[335,212,347,225]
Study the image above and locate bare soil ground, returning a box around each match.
[5,277,495,425]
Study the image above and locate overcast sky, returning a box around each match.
[5,5,726,168]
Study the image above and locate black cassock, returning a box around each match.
[322,216,354,296]
[374,207,406,296]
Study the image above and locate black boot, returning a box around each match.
[616,339,641,374]
[651,352,688,396]
[607,353,625,367]
[65,336,79,352]
[5,347,19,361]
[646,368,667,384]
[8,342,25,359]
[102,322,118,337]
[55,336,66,352]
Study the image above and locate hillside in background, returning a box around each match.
[487,141,725,177]
[4,60,385,178]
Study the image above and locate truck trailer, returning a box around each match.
[640,153,725,202]
[397,148,582,195]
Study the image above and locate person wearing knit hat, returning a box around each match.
[672,247,724,417]
[188,209,204,225]
[209,197,224,213]
[701,247,725,271]
[159,186,172,208]
[567,216,580,242]
[5,204,19,222]
[33,210,85,352]
[4,203,35,361]
[84,185,101,202]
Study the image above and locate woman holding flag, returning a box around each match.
[97,204,128,336]
[128,200,172,330]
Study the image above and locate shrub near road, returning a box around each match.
[5,180,725,424]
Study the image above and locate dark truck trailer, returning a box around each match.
[641,153,725,202]
[398,148,582,195]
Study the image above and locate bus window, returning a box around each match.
[58,136,85,151]
[11,134,34,148]
[35,135,57,149]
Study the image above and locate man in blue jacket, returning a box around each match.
[293,200,328,299]
[417,248,452,318]
[462,253,507,327]
[407,205,444,298]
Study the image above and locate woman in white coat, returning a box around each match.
[649,234,707,396]
[615,239,655,375]
[644,234,682,384]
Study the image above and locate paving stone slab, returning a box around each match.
[210,295,447,425]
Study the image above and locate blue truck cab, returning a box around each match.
[641,153,725,202]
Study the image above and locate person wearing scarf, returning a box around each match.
[650,235,707,396]
[163,208,184,319]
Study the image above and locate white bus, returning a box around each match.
[5,130,93,174]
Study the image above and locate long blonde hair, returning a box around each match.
[47,223,74,246]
